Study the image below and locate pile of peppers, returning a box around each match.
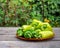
[17,19,54,39]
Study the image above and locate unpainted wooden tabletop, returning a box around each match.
[0,27,60,48]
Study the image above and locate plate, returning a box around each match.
[16,33,55,41]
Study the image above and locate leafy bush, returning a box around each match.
[0,0,60,27]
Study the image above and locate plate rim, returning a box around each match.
[16,33,55,41]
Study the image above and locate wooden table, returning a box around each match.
[0,27,60,48]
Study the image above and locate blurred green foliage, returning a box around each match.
[0,0,60,27]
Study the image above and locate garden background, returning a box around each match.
[0,0,60,27]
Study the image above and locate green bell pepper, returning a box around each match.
[39,31,54,39]
[24,31,32,38]
[17,28,23,36]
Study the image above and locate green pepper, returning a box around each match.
[35,29,41,32]
[17,28,23,36]
[39,31,54,39]
[24,31,32,38]
[30,19,43,28]
[32,31,42,38]
[40,23,53,31]
[22,25,34,31]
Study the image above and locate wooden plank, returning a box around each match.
[0,35,20,41]
[0,41,60,48]
[0,34,60,41]
[0,27,60,41]
[0,27,18,35]
[0,27,60,48]
[53,28,60,40]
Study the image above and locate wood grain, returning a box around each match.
[0,27,60,48]
[0,41,60,48]
[0,27,60,41]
